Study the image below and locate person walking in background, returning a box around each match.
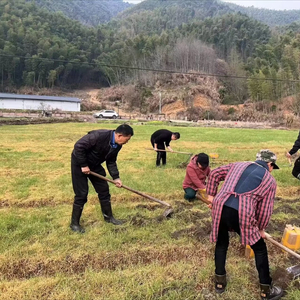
[182,153,210,202]
[206,149,283,300]
[70,124,134,233]
[150,129,180,167]
[286,130,300,179]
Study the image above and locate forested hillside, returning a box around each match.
[118,0,233,33]
[0,0,111,88]
[226,2,300,28]
[27,0,132,26]
[2,0,300,118]
[119,0,300,29]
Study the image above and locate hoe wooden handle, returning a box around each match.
[145,148,193,155]
[265,232,300,260]
[196,195,211,205]
[90,171,171,208]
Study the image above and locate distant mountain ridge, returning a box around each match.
[27,0,133,26]
[119,0,300,28]
[27,0,300,28]
[119,0,233,24]
[225,2,300,27]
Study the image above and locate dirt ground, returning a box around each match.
[1,195,299,292]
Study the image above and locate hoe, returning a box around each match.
[90,171,174,218]
[264,232,300,279]
[145,148,193,168]
[197,197,300,279]
[145,148,219,168]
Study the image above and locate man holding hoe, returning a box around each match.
[70,124,134,233]
[206,149,283,300]
[150,129,180,167]
[286,130,300,179]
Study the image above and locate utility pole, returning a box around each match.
[116,100,120,115]
[159,92,162,114]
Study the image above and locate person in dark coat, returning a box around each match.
[206,149,282,300]
[286,130,300,179]
[70,124,134,233]
[150,129,180,166]
[182,153,211,201]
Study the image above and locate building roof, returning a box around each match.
[0,93,81,103]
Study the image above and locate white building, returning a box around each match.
[0,93,81,112]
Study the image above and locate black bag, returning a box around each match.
[292,156,300,180]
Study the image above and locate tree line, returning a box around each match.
[1,0,300,110]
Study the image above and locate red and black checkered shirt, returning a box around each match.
[206,162,277,246]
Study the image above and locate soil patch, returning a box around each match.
[129,213,152,226]
[0,198,71,208]
[128,213,167,226]
[175,209,210,224]
[273,204,300,215]
[135,204,161,211]
[0,246,210,280]
[266,219,287,234]
[172,200,211,224]
[171,221,211,241]
[288,218,300,227]
[0,195,147,209]
[272,266,298,290]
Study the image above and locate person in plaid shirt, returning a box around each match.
[206,150,283,300]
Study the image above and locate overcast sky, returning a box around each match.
[125,0,300,11]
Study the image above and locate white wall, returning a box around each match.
[0,98,80,112]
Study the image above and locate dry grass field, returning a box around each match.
[0,121,300,300]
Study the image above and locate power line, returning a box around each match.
[1,53,300,83]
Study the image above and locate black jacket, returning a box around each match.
[72,130,121,179]
[151,129,172,147]
[289,131,300,155]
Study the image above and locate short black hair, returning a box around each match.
[196,153,209,167]
[115,124,134,136]
[172,132,180,139]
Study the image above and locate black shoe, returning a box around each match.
[70,204,85,233]
[70,223,85,233]
[104,215,125,225]
[215,274,227,294]
[260,283,283,300]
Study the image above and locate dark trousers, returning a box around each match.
[215,205,272,285]
[151,139,166,166]
[71,158,111,207]
[292,156,300,179]
[184,188,197,201]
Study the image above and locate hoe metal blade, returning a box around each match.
[287,265,300,280]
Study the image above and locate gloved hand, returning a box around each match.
[196,189,209,204]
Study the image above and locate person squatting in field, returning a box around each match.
[70,124,134,233]
[206,149,283,300]
[286,130,300,180]
[182,153,211,202]
[150,129,180,167]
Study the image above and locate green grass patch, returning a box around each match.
[0,123,299,299]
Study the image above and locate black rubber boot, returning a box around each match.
[156,151,162,167]
[70,204,85,233]
[100,201,124,225]
[215,274,227,294]
[260,283,283,300]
